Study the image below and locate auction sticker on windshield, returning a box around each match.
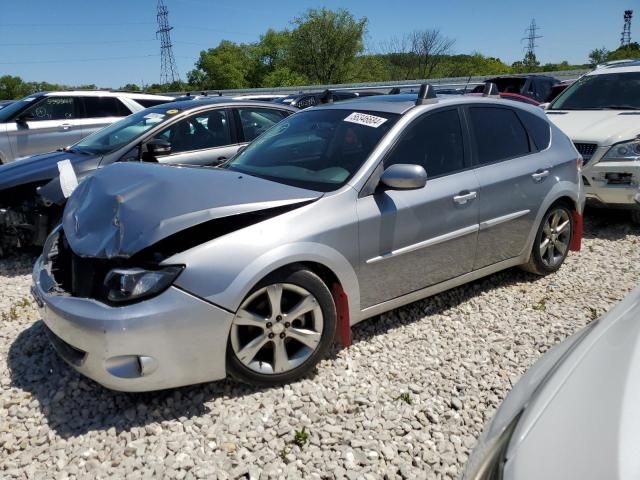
[344,112,388,128]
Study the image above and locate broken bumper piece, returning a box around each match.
[32,256,234,392]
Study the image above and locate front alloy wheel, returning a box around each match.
[227,268,336,385]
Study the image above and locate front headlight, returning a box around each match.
[103,265,183,303]
[601,139,640,162]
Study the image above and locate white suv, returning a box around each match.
[0,91,174,163]
[546,62,640,222]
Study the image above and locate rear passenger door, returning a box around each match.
[466,105,554,269]
[79,96,133,138]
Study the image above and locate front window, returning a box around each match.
[224,109,399,192]
[0,94,44,123]
[550,72,640,110]
[72,107,178,155]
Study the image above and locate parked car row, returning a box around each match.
[2,66,638,479]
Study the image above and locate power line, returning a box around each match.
[0,22,154,27]
[0,39,157,47]
[0,54,159,65]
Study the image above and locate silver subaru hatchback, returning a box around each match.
[32,89,585,391]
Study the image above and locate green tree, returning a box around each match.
[262,67,307,87]
[588,47,609,66]
[0,75,35,100]
[188,40,254,90]
[289,8,367,84]
[121,83,141,91]
[606,43,640,61]
[522,51,540,72]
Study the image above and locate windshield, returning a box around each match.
[0,95,43,123]
[73,107,178,154]
[224,108,399,192]
[550,72,640,110]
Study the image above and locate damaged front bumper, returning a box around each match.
[32,255,234,392]
[583,160,640,208]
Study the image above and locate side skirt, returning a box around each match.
[355,256,525,323]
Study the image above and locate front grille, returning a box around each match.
[574,143,598,165]
[50,230,111,299]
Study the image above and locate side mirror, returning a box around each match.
[15,114,32,125]
[142,138,171,161]
[380,164,427,190]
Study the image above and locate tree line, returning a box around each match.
[1,8,635,100]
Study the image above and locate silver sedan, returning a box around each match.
[32,87,584,391]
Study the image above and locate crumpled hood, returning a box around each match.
[546,110,640,146]
[0,150,99,192]
[63,162,321,259]
[506,288,640,480]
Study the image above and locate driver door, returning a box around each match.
[356,107,480,308]
[152,108,239,166]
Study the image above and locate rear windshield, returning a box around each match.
[550,72,640,110]
[224,109,399,192]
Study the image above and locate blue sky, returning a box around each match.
[0,0,632,87]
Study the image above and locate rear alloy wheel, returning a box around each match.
[227,268,336,386]
[523,205,573,275]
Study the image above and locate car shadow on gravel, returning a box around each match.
[583,207,640,240]
[0,253,37,278]
[8,320,278,438]
[350,266,540,346]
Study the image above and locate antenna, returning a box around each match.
[156,0,181,85]
[522,19,542,58]
[621,10,633,47]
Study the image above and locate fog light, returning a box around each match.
[106,355,158,378]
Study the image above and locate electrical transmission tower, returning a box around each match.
[621,10,633,47]
[156,0,181,84]
[522,19,542,58]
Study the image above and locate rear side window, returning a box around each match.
[385,108,465,178]
[237,107,289,142]
[136,98,172,108]
[22,96,79,121]
[82,97,131,118]
[518,110,551,151]
[469,107,530,165]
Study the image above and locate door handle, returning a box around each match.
[453,191,477,205]
[217,156,227,161]
[532,169,550,181]
[60,123,72,130]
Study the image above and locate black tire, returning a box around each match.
[226,267,337,386]
[522,204,573,276]
[631,209,640,225]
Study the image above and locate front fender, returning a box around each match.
[175,241,361,323]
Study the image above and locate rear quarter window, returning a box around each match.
[518,110,551,151]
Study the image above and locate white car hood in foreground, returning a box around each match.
[547,110,640,145]
[505,288,640,480]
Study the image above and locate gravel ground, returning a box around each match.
[1,210,639,480]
